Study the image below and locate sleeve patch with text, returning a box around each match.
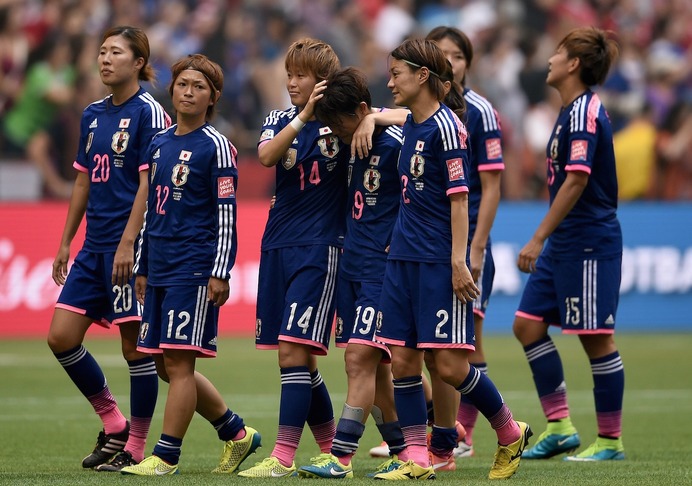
[218,177,235,198]
[446,158,465,181]
[570,140,588,161]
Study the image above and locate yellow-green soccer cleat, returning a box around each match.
[367,455,405,477]
[374,459,436,480]
[297,453,354,479]
[120,455,179,476]
[488,421,532,480]
[237,456,297,478]
[212,426,262,473]
[564,437,625,462]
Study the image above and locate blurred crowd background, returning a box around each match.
[0,0,690,201]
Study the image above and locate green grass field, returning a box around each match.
[1,333,691,485]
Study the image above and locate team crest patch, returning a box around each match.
[485,138,503,160]
[139,322,149,341]
[335,317,343,339]
[111,131,129,154]
[171,163,190,187]
[218,176,235,198]
[410,154,425,177]
[363,168,381,192]
[318,135,340,158]
[283,148,297,170]
[570,140,588,161]
[446,158,465,181]
[86,132,94,153]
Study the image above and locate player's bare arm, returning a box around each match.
[470,170,502,281]
[112,171,149,286]
[52,171,89,286]
[351,108,408,159]
[207,277,229,307]
[517,170,588,273]
[257,80,327,167]
[450,192,479,303]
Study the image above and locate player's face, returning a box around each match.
[172,69,215,121]
[387,59,419,108]
[546,45,574,88]
[98,35,142,87]
[436,37,467,86]
[286,68,317,108]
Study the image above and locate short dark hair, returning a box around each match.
[559,27,619,86]
[169,54,224,120]
[314,67,371,127]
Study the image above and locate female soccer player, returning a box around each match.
[238,38,348,478]
[295,67,408,479]
[425,26,505,463]
[513,27,625,462]
[47,26,169,471]
[374,38,530,481]
[121,54,261,476]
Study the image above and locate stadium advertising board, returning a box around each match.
[0,201,690,337]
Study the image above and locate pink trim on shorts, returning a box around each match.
[420,343,475,351]
[160,343,217,358]
[563,329,615,335]
[55,303,111,329]
[279,335,328,356]
[515,310,544,321]
[377,336,407,347]
[112,316,141,326]
[349,338,391,357]
[256,344,279,350]
[137,345,162,354]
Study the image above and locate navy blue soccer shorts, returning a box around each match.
[335,275,391,360]
[516,254,622,334]
[56,249,141,327]
[255,245,339,355]
[376,260,475,350]
[138,283,219,357]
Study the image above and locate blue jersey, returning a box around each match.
[545,90,621,258]
[74,88,170,252]
[341,125,404,281]
[136,124,238,286]
[388,104,470,263]
[463,88,504,234]
[258,107,349,250]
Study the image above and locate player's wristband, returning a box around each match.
[290,117,306,132]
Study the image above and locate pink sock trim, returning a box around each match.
[125,416,150,462]
[272,443,296,467]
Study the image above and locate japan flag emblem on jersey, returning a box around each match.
[111,131,129,154]
[171,163,190,187]
[179,150,192,161]
[119,118,131,129]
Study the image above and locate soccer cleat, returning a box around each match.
[429,452,456,472]
[488,421,532,480]
[212,426,262,473]
[120,455,179,476]
[564,437,625,462]
[369,441,391,458]
[523,429,580,459]
[81,421,130,468]
[374,460,435,480]
[367,456,405,477]
[94,450,137,472]
[237,456,297,478]
[454,439,474,458]
[297,453,354,479]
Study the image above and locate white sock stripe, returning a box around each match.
[56,345,88,367]
[592,356,624,374]
[525,340,557,361]
[393,379,423,390]
[458,367,481,394]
